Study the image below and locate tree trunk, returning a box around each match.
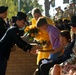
[44,0,50,17]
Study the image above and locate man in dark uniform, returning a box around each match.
[17,12,27,36]
[0,6,8,39]
[0,12,37,75]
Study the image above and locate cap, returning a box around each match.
[17,12,27,21]
[70,16,76,27]
[12,12,27,23]
[0,6,8,13]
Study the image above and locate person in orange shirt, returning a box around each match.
[31,7,55,65]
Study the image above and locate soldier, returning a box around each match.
[68,2,76,19]
[0,12,37,75]
[0,6,8,39]
[70,2,76,15]
[57,6,64,19]
[54,6,63,21]
[63,7,69,19]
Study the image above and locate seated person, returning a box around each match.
[37,16,76,75]
[38,30,71,66]
[31,7,54,65]
[36,17,64,60]
[50,43,76,75]
[33,17,69,75]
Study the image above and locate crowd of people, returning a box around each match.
[31,2,76,75]
[0,2,76,75]
[53,1,76,22]
[33,16,76,75]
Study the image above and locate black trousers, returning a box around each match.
[38,61,55,75]
[0,57,7,75]
[38,58,52,67]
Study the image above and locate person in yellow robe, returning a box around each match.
[31,7,55,26]
[31,7,55,65]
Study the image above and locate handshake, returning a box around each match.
[30,43,43,54]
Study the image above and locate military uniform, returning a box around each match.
[0,6,8,39]
[0,24,32,75]
[0,17,7,39]
[0,9,33,75]
[0,24,32,59]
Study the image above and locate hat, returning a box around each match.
[12,12,27,23]
[0,6,8,13]
[70,16,76,27]
[12,16,19,23]
[17,12,27,21]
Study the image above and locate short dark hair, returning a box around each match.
[36,17,48,27]
[60,30,71,42]
[32,7,41,16]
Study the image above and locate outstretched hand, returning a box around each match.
[30,45,42,54]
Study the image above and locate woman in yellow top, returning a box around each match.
[31,7,55,65]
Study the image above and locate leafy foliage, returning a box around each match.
[0,0,17,18]
[0,0,42,19]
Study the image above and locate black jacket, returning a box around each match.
[0,17,7,39]
[0,24,32,60]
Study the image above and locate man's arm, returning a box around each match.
[10,29,33,52]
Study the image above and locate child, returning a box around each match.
[38,30,71,64]
[49,16,76,75]
[36,17,62,59]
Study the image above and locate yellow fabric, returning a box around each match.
[31,16,55,26]
[35,29,52,65]
[37,44,52,65]
[62,18,70,21]
[31,17,54,65]
[44,17,55,26]
[31,18,37,26]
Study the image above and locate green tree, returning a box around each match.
[0,0,42,19]
[44,0,55,17]
[0,0,17,18]
[14,0,42,14]
[13,0,43,20]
